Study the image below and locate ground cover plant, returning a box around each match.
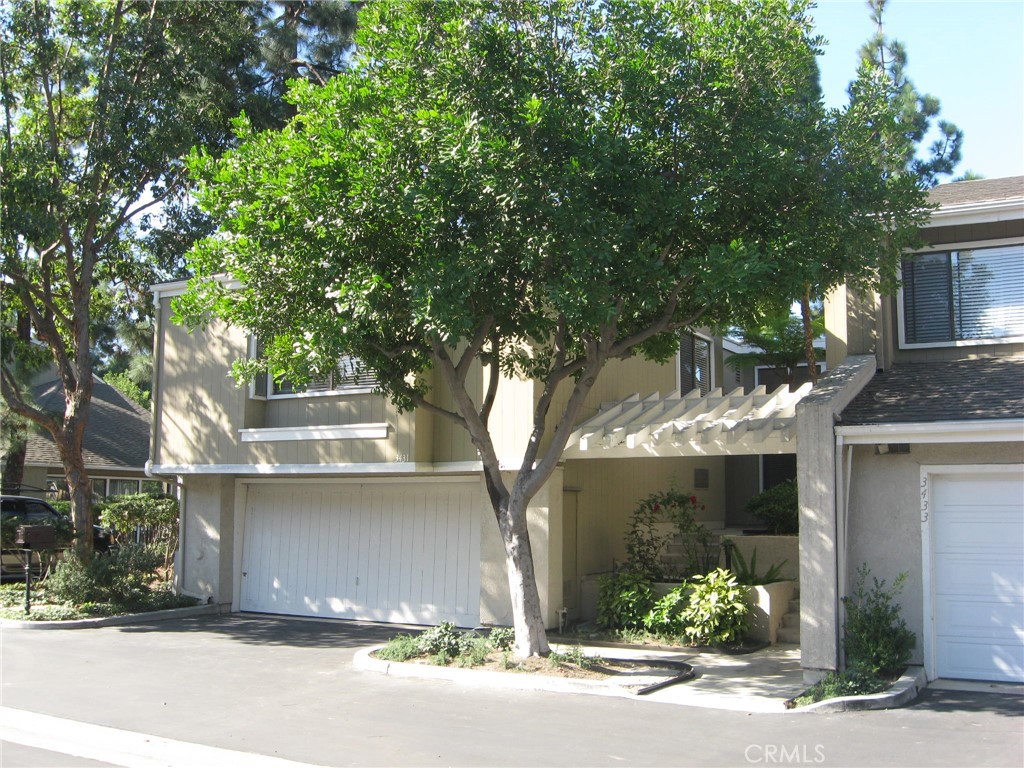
[0,544,197,621]
[373,623,614,679]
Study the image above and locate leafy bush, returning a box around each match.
[100,494,179,570]
[46,544,163,609]
[416,621,469,660]
[643,586,689,636]
[377,634,423,662]
[488,626,515,652]
[843,564,916,678]
[456,637,492,667]
[680,568,749,646]
[597,571,655,629]
[745,480,798,534]
[728,545,787,585]
[623,489,714,580]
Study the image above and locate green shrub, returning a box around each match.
[623,490,713,580]
[456,637,491,667]
[416,621,468,658]
[680,568,749,646]
[745,480,798,534]
[376,634,422,662]
[488,626,515,652]
[100,494,179,570]
[46,544,162,609]
[728,545,787,585]
[843,564,916,678]
[643,586,689,636]
[597,571,655,629]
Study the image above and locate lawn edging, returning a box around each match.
[0,602,224,630]
[793,666,926,713]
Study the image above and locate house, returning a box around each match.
[148,290,804,629]
[797,175,1024,685]
[15,373,163,501]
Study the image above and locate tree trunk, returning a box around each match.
[55,417,93,557]
[800,285,819,385]
[499,491,550,657]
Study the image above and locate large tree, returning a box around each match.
[0,0,264,553]
[177,0,926,656]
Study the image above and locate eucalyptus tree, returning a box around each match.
[0,0,261,553]
[177,0,924,656]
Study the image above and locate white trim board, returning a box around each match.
[836,420,1024,444]
[150,460,530,475]
[238,424,388,442]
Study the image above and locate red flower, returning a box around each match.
[652,503,660,513]
[689,496,697,505]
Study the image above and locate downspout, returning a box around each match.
[833,432,854,669]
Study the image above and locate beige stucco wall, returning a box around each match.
[177,474,235,605]
[844,441,1024,667]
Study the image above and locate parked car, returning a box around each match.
[1,495,112,578]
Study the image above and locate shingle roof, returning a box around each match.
[840,357,1024,426]
[929,176,1024,207]
[25,377,152,470]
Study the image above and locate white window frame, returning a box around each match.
[897,238,1024,350]
[677,331,714,395]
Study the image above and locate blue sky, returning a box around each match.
[808,0,1024,181]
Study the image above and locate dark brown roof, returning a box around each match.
[25,377,152,470]
[841,357,1024,426]
[929,176,1024,207]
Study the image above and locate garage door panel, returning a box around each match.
[934,555,1024,597]
[932,469,1024,683]
[240,482,481,626]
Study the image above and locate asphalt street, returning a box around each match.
[1,614,1021,767]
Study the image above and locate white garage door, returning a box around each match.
[932,469,1024,683]
[240,481,482,626]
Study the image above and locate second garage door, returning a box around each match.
[239,481,482,626]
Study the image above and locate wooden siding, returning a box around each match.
[154,296,416,468]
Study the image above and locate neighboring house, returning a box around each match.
[797,176,1024,685]
[19,374,163,501]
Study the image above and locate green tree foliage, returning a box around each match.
[727,310,824,388]
[176,0,927,656]
[859,0,964,187]
[0,0,262,553]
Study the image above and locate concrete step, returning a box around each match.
[787,598,800,615]
[777,625,801,644]
[782,610,800,628]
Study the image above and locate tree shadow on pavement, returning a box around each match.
[909,687,1023,718]
[115,613,414,649]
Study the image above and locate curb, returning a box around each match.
[793,666,926,713]
[352,646,661,700]
[0,602,224,630]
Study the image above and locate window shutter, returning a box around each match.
[903,253,953,344]
[679,333,711,396]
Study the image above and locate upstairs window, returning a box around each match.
[679,332,712,396]
[900,244,1024,347]
[251,340,378,399]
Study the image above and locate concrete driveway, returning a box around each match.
[1,614,1021,767]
